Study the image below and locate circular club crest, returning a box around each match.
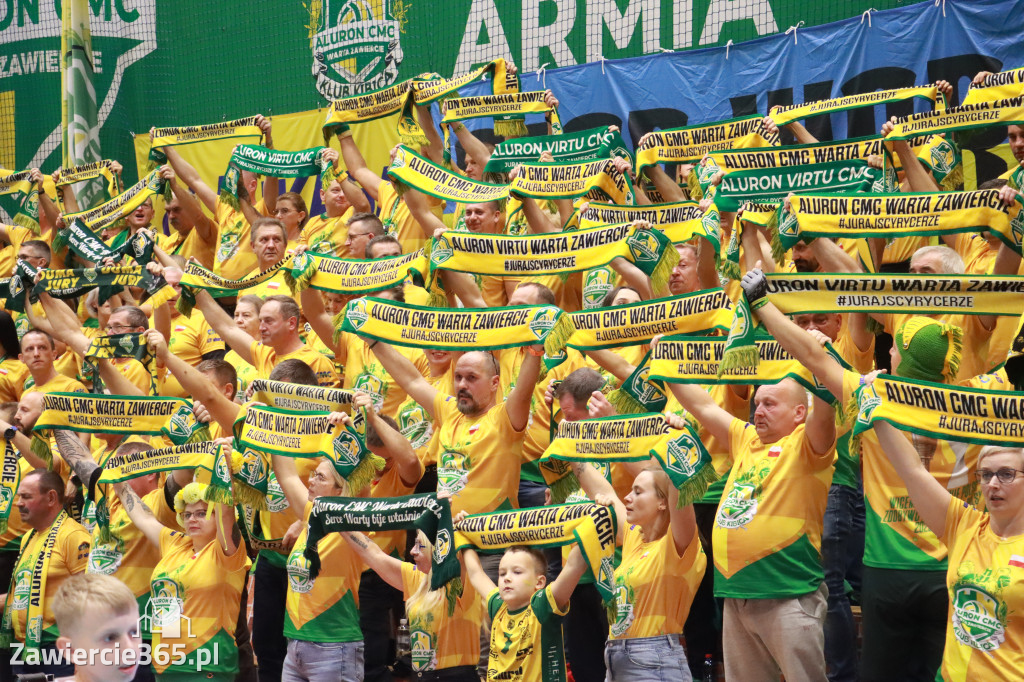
[311,0,404,100]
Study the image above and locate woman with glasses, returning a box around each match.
[341,526,481,681]
[114,478,249,681]
[270,411,366,682]
[871,416,1024,680]
[273,192,309,247]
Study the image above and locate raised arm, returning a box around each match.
[113,481,166,548]
[339,133,383,201]
[403,188,447,239]
[161,143,219,214]
[194,290,256,364]
[415,103,445,166]
[300,288,345,359]
[571,461,627,545]
[667,486,697,556]
[664,381,734,446]
[358,392,421,486]
[342,531,405,590]
[146,329,240,431]
[367,341,439,417]
[504,351,540,432]
[161,165,216,243]
[805,394,837,457]
[257,116,279,215]
[460,547,496,603]
[872,420,951,537]
[53,429,99,493]
[270,452,312,515]
[548,544,587,610]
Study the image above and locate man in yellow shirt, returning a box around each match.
[7,469,90,679]
[19,330,87,396]
[237,218,296,301]
[299,147,371,257]
[667,363,835,680]
[154,164,219,270]
[196,289,339,388]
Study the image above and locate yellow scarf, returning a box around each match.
[574,200,722,249]
[62,170,169,231]
[885,96,1024,141]
[770,85,941,127]
[963,68,1024,105]
[635,114,778,175]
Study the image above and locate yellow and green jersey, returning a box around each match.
[403,562,481,671]
[713,420,835,598]
[486,585,568,682]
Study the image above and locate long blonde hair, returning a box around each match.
[407,530,444,614]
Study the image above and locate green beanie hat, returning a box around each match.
[894,316,963,383]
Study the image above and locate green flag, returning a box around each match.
[61,0,103,208]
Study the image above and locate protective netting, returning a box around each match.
[0,0,928,195]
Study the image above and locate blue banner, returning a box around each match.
[460,0,1024,182]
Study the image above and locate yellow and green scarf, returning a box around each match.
[176,258,290,315]
[567,289,731,350]
[509,158,633,204]
[484,126,628,175]
[440,90,559,161]
[53,160,122,207]
[0,441,19,534]
[220,144,336,209]
[0,169,41,232]
[387,145,510,204]
[148,116,262,167]
[415,58,523,139]
[62,170,169,232]
[781,190,1024,255]
[454,502,618,602]
[574,200,722,252]
[81,332,158,395]
[321,80,418,144]
[854,373,1024,445]
[52,219,154,266]
[885,96,1024,141]
[287,249,430,298]
[340,297,575,357]
[429,222,677,293]
[769,85,941,127]
[963,68,1024,106]
[636,114,779,176]
[764,272,1024,316]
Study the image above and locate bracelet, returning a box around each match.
[750,298,768,310]
[337,129,354,141]
[368,340,379,350]
[527,346,545,357]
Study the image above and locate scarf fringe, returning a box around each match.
[51,229,70,256]
[444,576,465,616]
[332,309,347,346]
[344,453,387,495]
[543,314,576,357]
[494,118,528,139]
[718,345,759,376]
[676,462,719,508]
[648,244,680,295]
[606,388,646,415]
[547,471,581,505]
[175,290,196,318]
[13,213,40,235]
[398,131,430,149]
[686,171,704,201]
[218,189,241,211]
[765,208,786,263]
[204,484,234,507]
[232,483,268,511]
[939,163,964,191]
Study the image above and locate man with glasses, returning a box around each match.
[343,212,386,260]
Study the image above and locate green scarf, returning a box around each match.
[714,159,884,212]
[81,332,157,395]
[567,290,732,350]
[484,126,630,174]
[0,260,39,314]
[340,297,575,357]
[0,510,68,651]
[35,264,157,308]
[429,222,677,294]
[574,200,722,253]
[220,145,334,209]
[0,169,41,233]
[764,272,1024,316]
[605,350,668,415]
[719,293,764,373]
[635,114,779,176]
[781,190,1024,255]
[52,219,154,266]
[304,493,459,591]
[62,171,169,232]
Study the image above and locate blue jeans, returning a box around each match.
[282,639,364,682]
[821,484,865,682]
[604,635,692,682]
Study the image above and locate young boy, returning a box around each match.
[52,573,143,682]
[463,544,587,682]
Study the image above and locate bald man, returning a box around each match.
[667,372,836,682]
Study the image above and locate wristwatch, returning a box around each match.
[3,425,18,441]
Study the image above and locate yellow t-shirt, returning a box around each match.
[486,585,568,682]
[159,226,217,271]
[10,513,91,644]
[0,458,33,553]
[609,525,706,639]
[713,420,835,598]
[0,356,29,402]
[299,209,355,257]
[225,349,257,399]
[150,527,250,675]
[367,461,422,557]
[87,487,177,638]
[402,561,481,672]
[397,364,454,462]
[284,501,364,642]
[377,180,441,254]
[941,497,1024,682]
[0,225,34,277]
[845,369,985,570]
[238,269,297,302]
[54,349,80,381]
[23,372,87,396]
[110,357,155,395]
[341,334,426,418]
[160,311,224,397]
[882,235,936,265]
[250,340,340,388]
[213,198,266,281]
[431,392,524,515]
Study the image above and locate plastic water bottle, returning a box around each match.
[396,618,411,658]
[702,654,715,682]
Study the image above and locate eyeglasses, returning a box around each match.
[105,324,134,333]
[975,468,1024,484]
[309,472,330,483]
[181,510,208,521]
